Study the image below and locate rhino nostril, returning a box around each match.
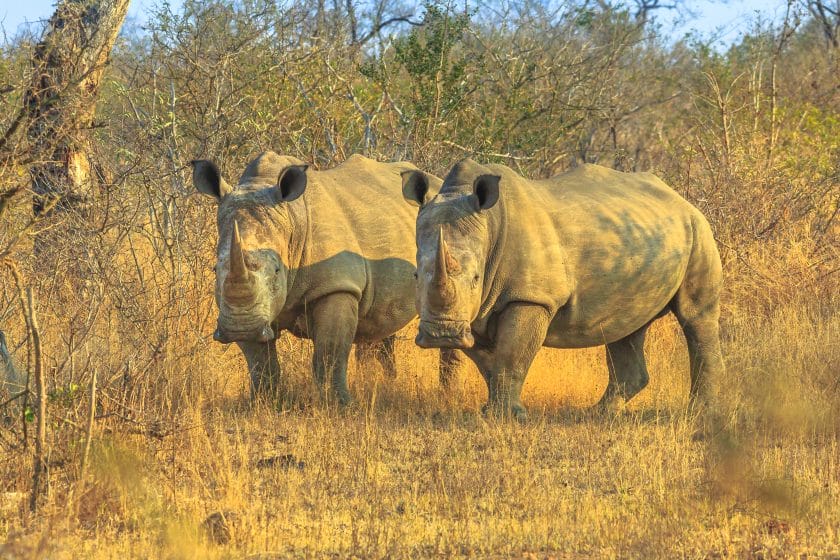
[258,324,275,342]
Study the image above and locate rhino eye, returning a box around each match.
[412,271,418,279]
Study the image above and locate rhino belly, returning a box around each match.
[541,201,694,348]
[354,257,418,342]
[543,255,687,348]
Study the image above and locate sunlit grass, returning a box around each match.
[1,303,837,558]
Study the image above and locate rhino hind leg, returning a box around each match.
[671,297,724,404]
[377,335,397,378]
[237,340,281,401]
[669,246,725,405]
[308,292,359,406]
[438,349,466,388]
[597,326,650,409]
[354,336,397,379]
[666,217,726,411]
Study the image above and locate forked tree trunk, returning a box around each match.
[19,0,129,508]
[25,0,130,220]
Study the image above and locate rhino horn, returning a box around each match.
[223,221,255,301]
[433,227,449,289]
[228,221,249,282]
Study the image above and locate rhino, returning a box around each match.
[192,152,462,404]
[401,159,724,419]
[1,330,25,398]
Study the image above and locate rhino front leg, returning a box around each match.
[237,340,281,401]
[468,303,551,421]
[597,325,650,409]
[438,349,466,388]
[309,292,359,406]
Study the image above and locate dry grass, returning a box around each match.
[1,298,838,559]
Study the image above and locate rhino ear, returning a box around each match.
[472,174,500,210]
[401,170,431,207]
[192,160,232,201]
[272,165,308,203]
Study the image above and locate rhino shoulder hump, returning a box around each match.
[239,151,306,185]
[346,153,372,164]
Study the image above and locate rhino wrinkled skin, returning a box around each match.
[402,159,725,419]
[193,152,462,403]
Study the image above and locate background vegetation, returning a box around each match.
[0,0,837,557]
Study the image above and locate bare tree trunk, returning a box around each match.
[346,0,358,44]
[25,288,45,512]
[24,0,130,222]
[807,0,840,48]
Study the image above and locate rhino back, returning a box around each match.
[483,163,704,347]
[305,155,420,263]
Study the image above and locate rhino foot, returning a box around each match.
[481,401,528,423]
[336,391,354,408]
[596,395,628,415]
[317,385,354,409]
[688,401,728,442]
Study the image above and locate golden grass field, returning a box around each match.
[1,296,838,559]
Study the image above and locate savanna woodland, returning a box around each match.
[0,0,838,557]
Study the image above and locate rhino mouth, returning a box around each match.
[213,322,275,344]
[416,319,474,349]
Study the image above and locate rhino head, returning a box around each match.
[401,159,501,349]
[192,155,308,344]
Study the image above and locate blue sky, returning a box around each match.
[1,0,789,46]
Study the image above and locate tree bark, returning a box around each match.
[25,288,45,512]
[807,0,840,48]
[25,0,130,219]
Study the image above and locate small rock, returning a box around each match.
[202,510,239,545]
[765,518,793,536]
[255,454,305,470]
